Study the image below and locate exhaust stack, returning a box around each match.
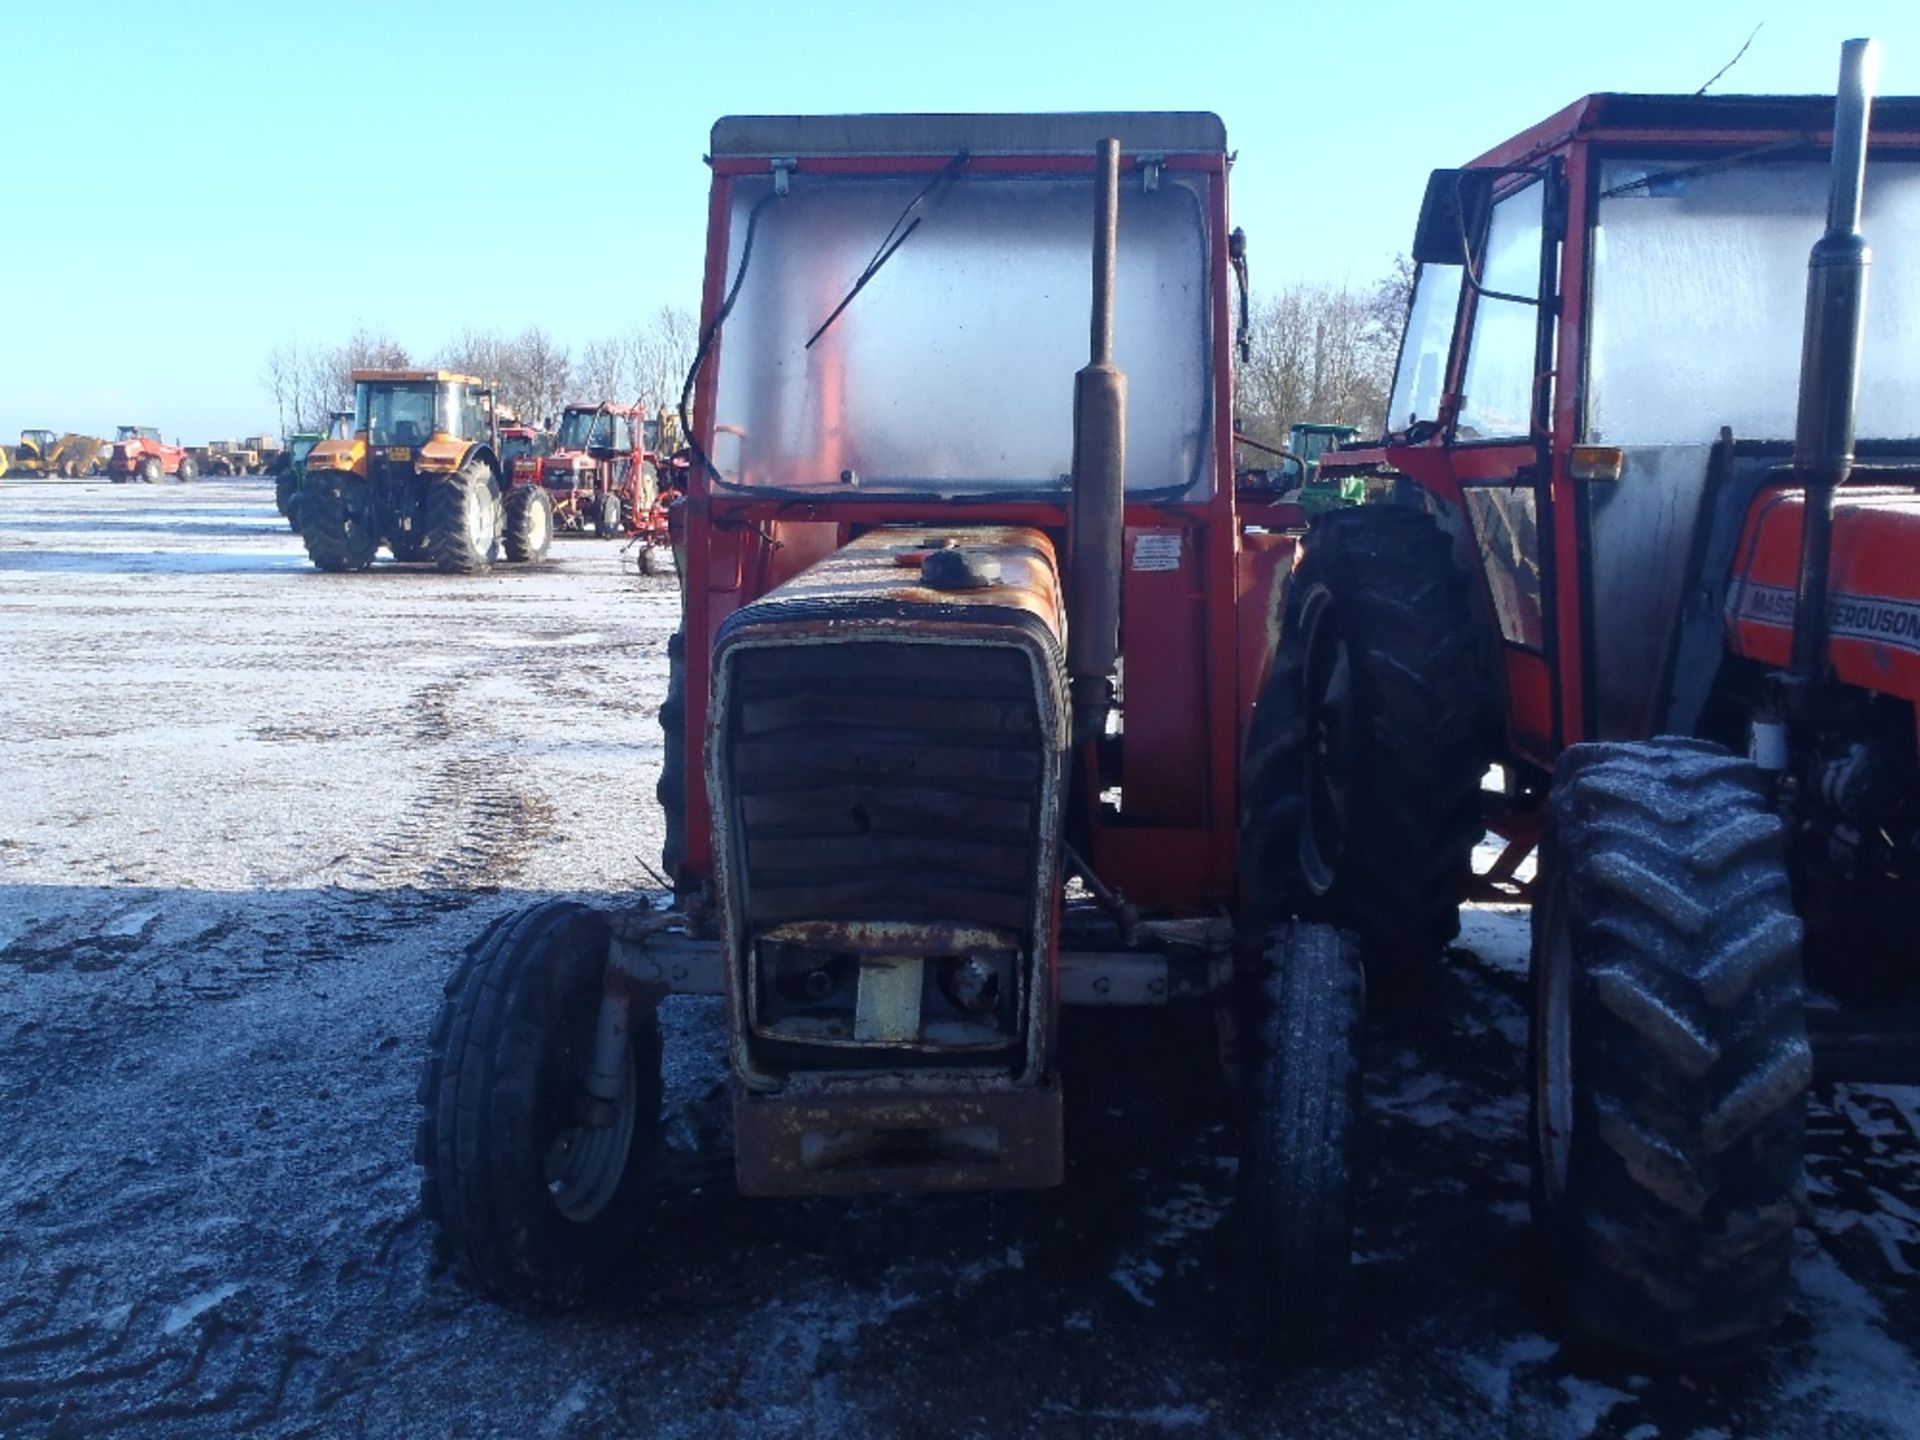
[1789,37,1878,681]
[1068,138,1127,744]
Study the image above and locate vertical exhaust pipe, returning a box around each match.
[1789,37,1879,681]
[1069,138,1127,745]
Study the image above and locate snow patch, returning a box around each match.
[161,1281,244,1335]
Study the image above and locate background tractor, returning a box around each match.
[418,113,1368,1357]
[533,402,656,540]
[500,423,553,489]
[275,410,354,533]
[4,429,105,478]
[297,369,553,573]
[1278,41,1918,1363]
[107,425,193,483]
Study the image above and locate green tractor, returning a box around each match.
[1286,422,1366,516]
[274,410,354,534]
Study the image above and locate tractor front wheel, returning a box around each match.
[176,457,198,483]
[426,464,502,574]
[300,477,379,572]
[1531,738,1808,1363]
[593,491,623,538]
[504,485,554,564]
[418,901,662,1308]
[1240,505,1489,990]
[1236,920,1362,1359]
[140,457,163,484]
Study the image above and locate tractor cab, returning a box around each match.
[499,424,552,483]
[115,426,161,444]
[20,429,55,456]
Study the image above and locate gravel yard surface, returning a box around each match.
[1,479,1915,1438]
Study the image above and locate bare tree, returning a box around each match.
[507,326,571,428]
[1234,260,1409,462]
[576,337,624,405]
[262,344,296,437]
[625,304,698,412]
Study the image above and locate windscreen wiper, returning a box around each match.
[1598,135,1810,199]
[805,150,969,349]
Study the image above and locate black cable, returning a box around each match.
[679,189,781,486]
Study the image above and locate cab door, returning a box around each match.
[1443,163,1565,763]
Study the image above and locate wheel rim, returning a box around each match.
[1298,588,1355,895]
[466,485,492,553]
[1534,870,1575,1203]
[544,1054,635,1223]
[530,496,551,551]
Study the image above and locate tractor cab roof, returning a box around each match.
[709,111,1227,161]
[1471,91,1920,169]
[349,369,487,387]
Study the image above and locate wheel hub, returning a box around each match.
[544,1055,635,1223]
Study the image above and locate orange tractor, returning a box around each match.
[416,113,1364,1353]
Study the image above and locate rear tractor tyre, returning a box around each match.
[1237,920,1363,1359]
[418,900,662,1309]
[140,457,163,484]
[1240,505,1489,990]
[504,484,554,564]
[299,477,379,573]
[426,463,502,574]
[1531,738,1809,1364]
[176,457,198,483]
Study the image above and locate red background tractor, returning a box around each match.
[107,425,194,483]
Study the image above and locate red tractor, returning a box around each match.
[534,402,656,539]
[107,426,195,483]
[500,423,552,488]
[1271,42,1915,1362]
[417,114,1364,1353]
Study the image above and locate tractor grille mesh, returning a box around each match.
[724,642,1045,932]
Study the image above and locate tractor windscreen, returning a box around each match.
[116,426,160,443]
[356,383,437,447]
[1588,156,1920,444]
[707,170,1215,498]
[555,410,615,451]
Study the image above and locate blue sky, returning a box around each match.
[5,0,1916,442]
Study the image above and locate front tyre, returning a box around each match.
[1531,738,1808,1364]
[504,484,554,563]
[299,477,379,572]
[1241,506,1489,987]
[1237,920,1362,1359]
[426,463,502,574]
[140,457,163,484]
[176,456,198,482]
[417,901,662,1308]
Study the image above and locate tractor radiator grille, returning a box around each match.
[723,642,1047,933]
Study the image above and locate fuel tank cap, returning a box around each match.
[920,545,1002,590]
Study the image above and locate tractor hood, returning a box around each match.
[706,526,1071,1092]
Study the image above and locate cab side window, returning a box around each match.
[1386,264,1464,432]
[1457,183,1546,441]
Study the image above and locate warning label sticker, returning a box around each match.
[1132,532,1182,572]
[1733,582,1920,656]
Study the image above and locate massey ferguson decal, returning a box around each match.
[1733,581,1920,656]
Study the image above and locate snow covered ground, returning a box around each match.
[1,479,1915,1438]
